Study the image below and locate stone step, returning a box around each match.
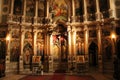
[103,70,114,74]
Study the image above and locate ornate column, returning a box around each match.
[10,0,14,15]
[22,0,27,22]
[97,24,103,72]
[19,29,25,73]
[34,0,39,23]
[46,0,49,18]
[84,25,89,71]
[5,30,12,73]
[68,26,72,56]
[47,34,50,56]
[44,32,50,72]
[95,0,101,21]
[48,34,53,72]
[72,0,75,22]
[67,26,72,72]
[109,0,116,18]
[50,35,53,56]
[72,27,76,55]
[83,0,89,64]
[44,33,47,56]
[84,26,89,56]
[72,27,77,72]
[83,0,88,21]
[9,0,14,21]
[33,31,37,56]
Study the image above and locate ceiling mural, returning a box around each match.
[49,0,68,22]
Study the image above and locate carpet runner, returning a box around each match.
[19,74,95,80]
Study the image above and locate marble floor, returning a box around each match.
[0,71,114,80]
[0,67,115,80]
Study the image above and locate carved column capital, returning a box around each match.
[67,26,72,32]
[84,25,88,31]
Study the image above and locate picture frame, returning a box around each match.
[32,56,41,63]
[77,55,85,63]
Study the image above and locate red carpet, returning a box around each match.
[19,74,95,80]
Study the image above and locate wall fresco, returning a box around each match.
[38,1,44,17]
[49,0,68,22]
[10,40,20,62]
[25,31,32,39]
[23,41,33,66]
[26,0,35,16]
[12,30,20,38]
[37,32,44,39]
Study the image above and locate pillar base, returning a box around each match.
[5,56,10,73]
[48,56,53,72]
[98,55,103,72]
[19,56,24,74]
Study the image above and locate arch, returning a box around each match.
[89,41,98,66]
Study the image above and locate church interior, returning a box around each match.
[0,0,120,80]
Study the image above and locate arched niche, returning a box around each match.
[14,0,23,15]
[102,39,112,61]
[10,41,20,62]
[23,41,33,69]
[89,41,98,66]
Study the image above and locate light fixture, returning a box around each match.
[111,33,116,39]
[6,35,10,41]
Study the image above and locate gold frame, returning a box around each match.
[77,55,85,63]
[32,56,41,63]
